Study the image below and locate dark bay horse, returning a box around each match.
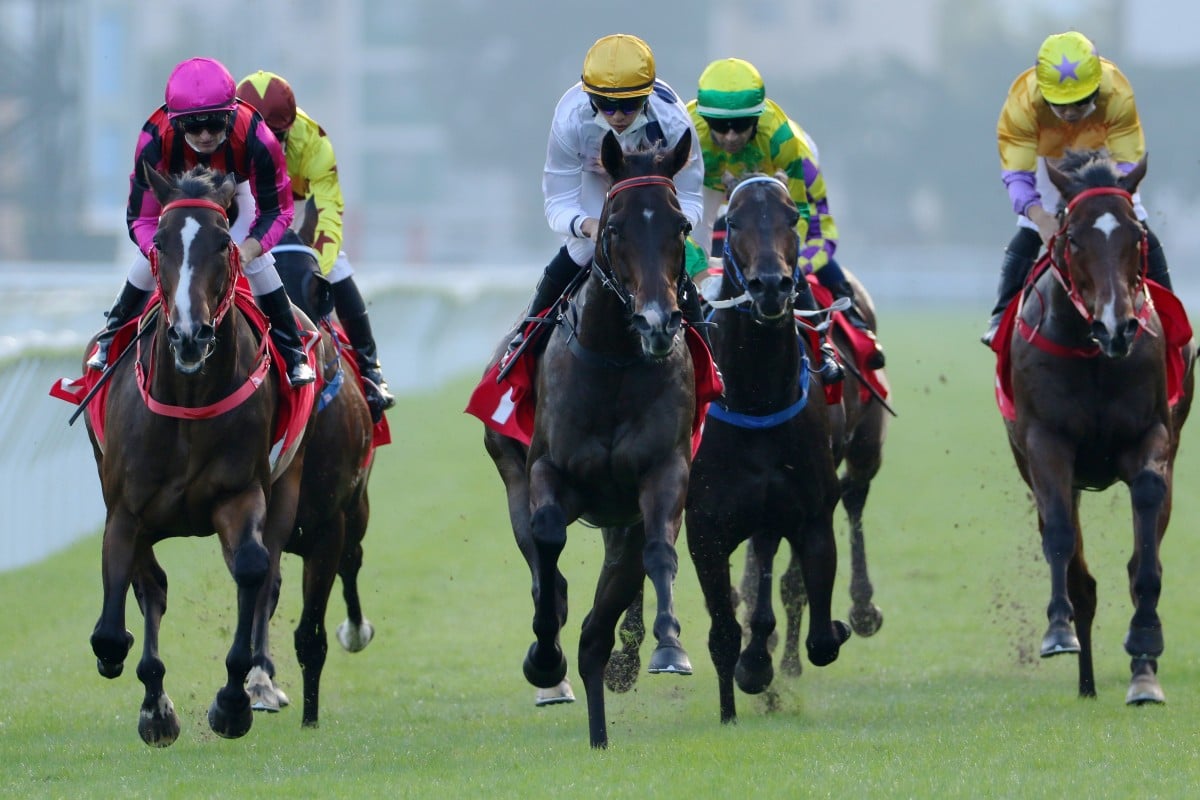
[1003,150,1195,704]
[85,165,314,745]
[248,229,377,727]
[683,174,851,722]
[482,130,700,748]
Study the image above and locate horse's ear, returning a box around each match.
[666,128,692,177]
[600,131,624,179]
[1120,153,1148,195]
[143,163,175,205]
[214,172,238,210]
[773,169,789,185]
[1046,158,1070,196]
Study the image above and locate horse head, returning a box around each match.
[272,228,332,324]
[144,164,239,373]
[721,172,800,323]
[595,129,693,358]
[1047,150,1150,358]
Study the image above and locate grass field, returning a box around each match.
[5,311,1200,798]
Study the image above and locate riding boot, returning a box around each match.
[981,230,1040,346]
[829,280,885,369]
[506,246,585,357]
[258,287,316,387]
[332,276,395,416]
[679,277,713,352]
[87,280,151,371]
[1145,228,1174,291]
[796,280,843,384]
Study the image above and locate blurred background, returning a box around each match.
[3,0,1199,567]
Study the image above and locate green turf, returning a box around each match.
[5,311,1200,798]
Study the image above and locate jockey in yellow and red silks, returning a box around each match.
[981,30,1172,346]
[687,57,884,377]
[237,70,395,415]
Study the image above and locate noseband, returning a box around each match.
[592,175,684,316]
[1048,186,1150,327]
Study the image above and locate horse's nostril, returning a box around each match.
[196,324,216,344]
[166,327,182,344]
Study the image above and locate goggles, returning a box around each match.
[704,116,757,134]
[589,94,647,116]
[1046,89,1099,110]
[178,112,231,135]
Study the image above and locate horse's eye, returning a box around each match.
[681,221,692,237]
[606,224,618,239]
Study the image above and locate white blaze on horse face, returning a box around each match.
[1093,211,1120,239]
[173,216,202,335]
[643,208,654,224]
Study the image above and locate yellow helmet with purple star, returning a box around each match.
[1036,31,1101,104]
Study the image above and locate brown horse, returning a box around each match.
[683,174,852,723]
[85,165,314,745]
[252,228,378,726]
[1002,150,1195,704]
[481,130,701,748]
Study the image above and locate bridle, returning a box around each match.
[710,176,799,312]
[147,197,242,331]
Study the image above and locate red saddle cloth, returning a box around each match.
[49,289,339,478]
[464,317,725,458]
[808,277,889,406]
[991,267,1193,422]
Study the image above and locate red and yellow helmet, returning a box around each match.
[236,70,298,134]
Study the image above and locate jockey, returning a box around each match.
[688,57,886,381]
[94,57,315,386]
[236,69,396,416]
[982,31,1173,346]
[506,33,708,356]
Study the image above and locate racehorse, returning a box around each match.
[683,174,852,723]
[478,130,706,748]
[248,228,379,726]
[1000,149,1195,704]
[83,165,315,745]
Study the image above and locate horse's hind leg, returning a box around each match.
[842,471,883,637]
[778,547,807,677]
[292,519,343,727]
[131,550,181,747]
[604,585,645,693]
[578,525,647,748]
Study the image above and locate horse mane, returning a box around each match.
[615,141,679,178]
[173,165,229,199]
[1053,149,1124,205]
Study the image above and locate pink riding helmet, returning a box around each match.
[165,57,238,120]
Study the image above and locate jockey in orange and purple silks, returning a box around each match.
[90,56,314,387]
[981,31,1173,347]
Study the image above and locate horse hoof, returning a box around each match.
[245,666,284,713]
[1124,625,1164,659]
[604,649,642,693]
[208,689,254,739]
[647,642,692,675]
[807,620,851,667]
[535,679,576,707]
[96,658,124,680]
[1126,675,1166,705]
[337,618,375,653]
[849,603,883,638]
[91,629,134,678]
[138,695,180,747]
[735,654,774,695]
[1040,624,1080,657]
[523,642,568,689]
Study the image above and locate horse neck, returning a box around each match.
[713,307,803,412]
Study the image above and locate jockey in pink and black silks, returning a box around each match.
[981,31,1173,346]
[89,56,315,387]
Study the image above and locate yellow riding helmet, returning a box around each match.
[581,34,655,99]
[694,58,766,118]
[1036,31,1101,104]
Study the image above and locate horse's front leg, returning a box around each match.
[639,455,692,675]
[524,456,574,689]
[207,489,271,739]
[131,550,181,746]
[91,507,137,679]
[737,533,779,695]
[1025,432,1082,658]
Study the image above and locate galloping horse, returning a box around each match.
[84,165,314,745]
[478,130,706,748]
[249,229,378,726]
[1000,150,1195,704]
[684,174,852,722]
